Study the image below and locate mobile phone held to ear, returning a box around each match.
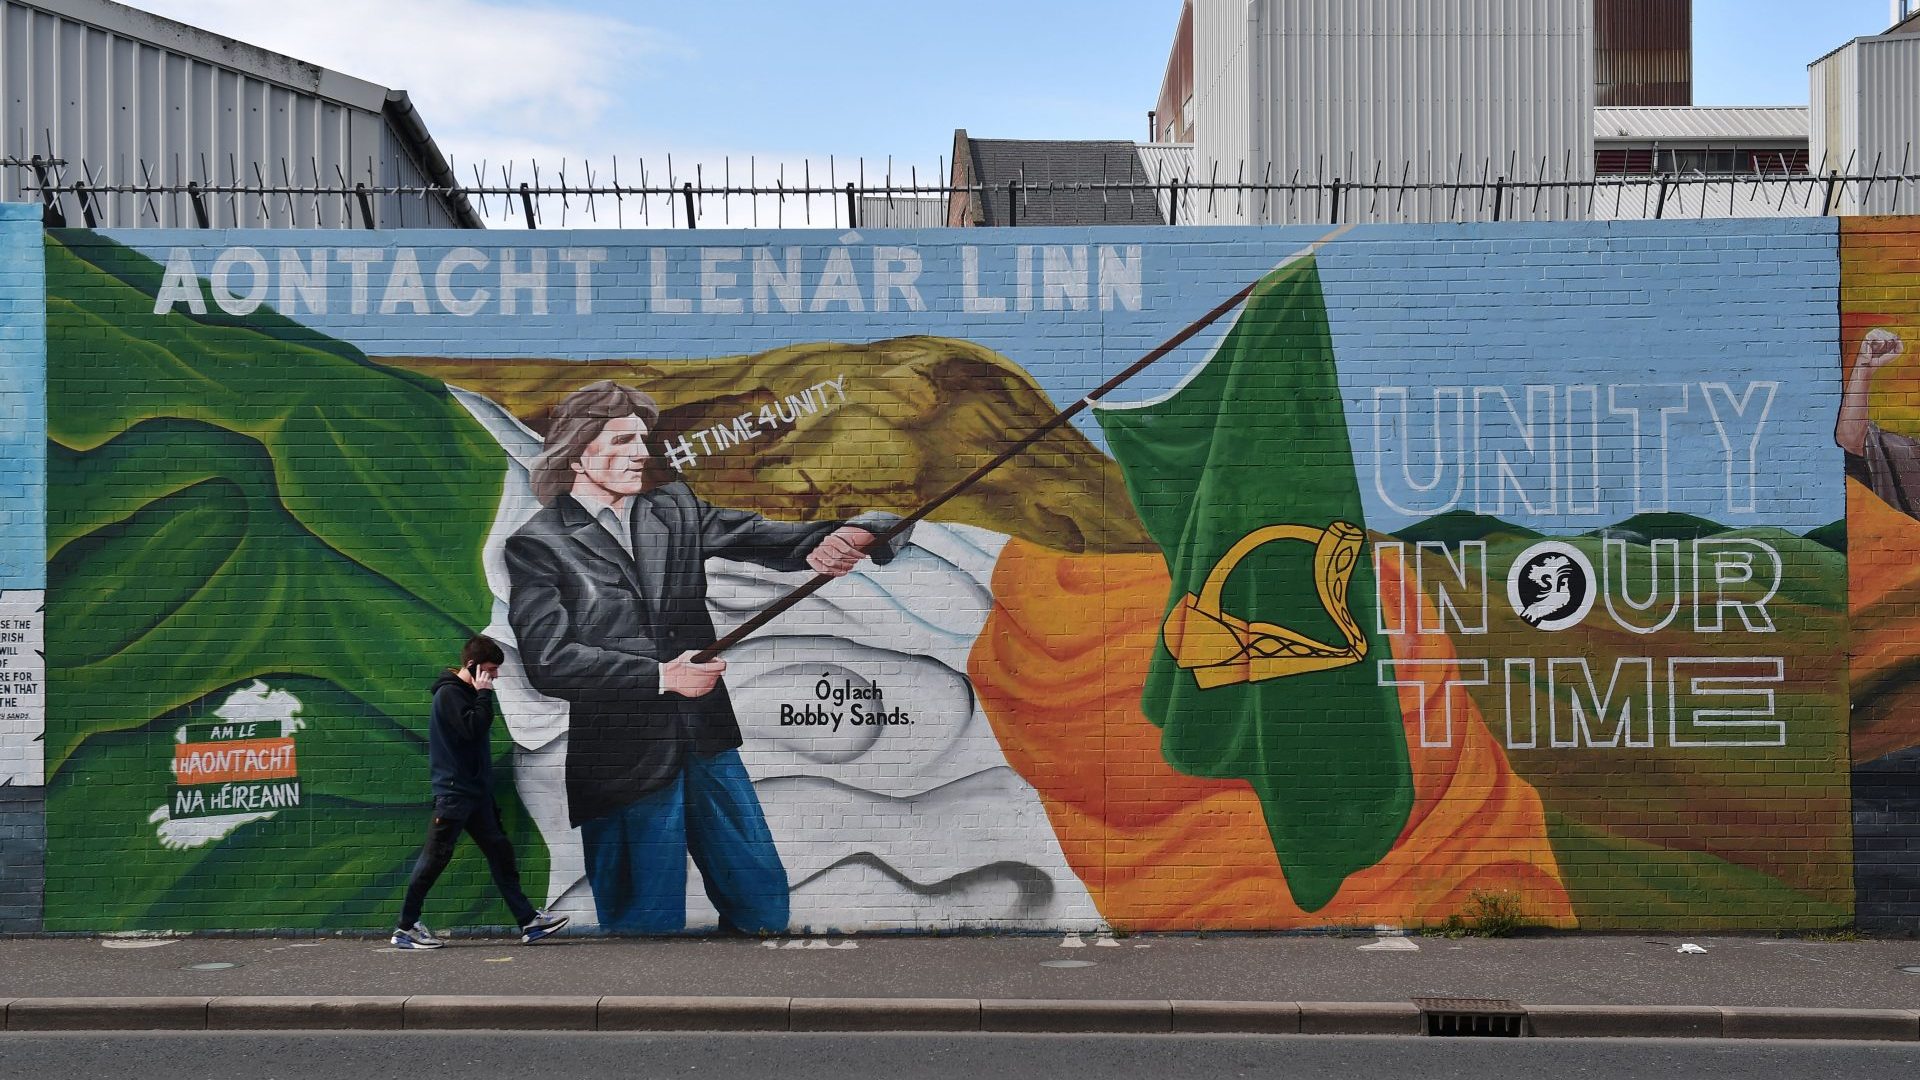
[464,661,476,676]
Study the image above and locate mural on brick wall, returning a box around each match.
[22,216,1898,932]
[1841,218,1920,928]
[0,203,46,933]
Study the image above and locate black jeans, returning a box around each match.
[397,795,538,930]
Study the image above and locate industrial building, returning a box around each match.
[1811,4,1920,215]
[0,0,478,228]
[1179,0,1595,223]
[1128,0,1918,225]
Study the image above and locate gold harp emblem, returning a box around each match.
[1162,521,1369,690]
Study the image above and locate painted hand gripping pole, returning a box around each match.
[0,208,1913,932]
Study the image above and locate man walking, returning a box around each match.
[392,634,569,949]
[505,380,907,934]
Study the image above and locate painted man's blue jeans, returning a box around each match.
[579,748,789,933]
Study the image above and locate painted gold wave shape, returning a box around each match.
[375,337,1153,555]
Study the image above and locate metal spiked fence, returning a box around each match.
[6,150,1919,230]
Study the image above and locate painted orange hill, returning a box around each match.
[970,539,1574,930]
[1848,476,1920,762]
[1844,217,1920,764]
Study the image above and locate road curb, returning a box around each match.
[1170,1000,1301,1034]
[1298,1000,1424,1036]
[792,997,978,1032]
[6,997,210,1031]
[598,995,789,1031]
[980,999,1172,1034]
[1717,1006,1920,1042]
[209,996,407,1031]
[403,995,599,1031]
[1,997,1916,1040]
[1526,1004,1723,1039]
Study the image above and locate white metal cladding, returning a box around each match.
[855,196,947,228]
[1191,0,1253,209]
[1853,35,1920,214]
[1811,34,1920,216]
[1,0,466,228]
[1192,0,1594,224]
[1810,39,1858,185]
[1588,174,1857,219]
[1593,106,1810,142]
[1135,143,1195,224]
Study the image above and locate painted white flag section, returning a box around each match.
[449,386,1101,932]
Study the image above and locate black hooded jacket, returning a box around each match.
[428,670,496,803]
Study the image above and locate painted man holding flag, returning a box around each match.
[504,380,908,934]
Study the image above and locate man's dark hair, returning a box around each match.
[461,634,505,668]
[530,380,664,505]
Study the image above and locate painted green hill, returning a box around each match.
[1392,509,1543,545]
[42,231,541,931]
[1805,518,1846,553]
[1427,526,1852,927]
[1597,511,1730,543]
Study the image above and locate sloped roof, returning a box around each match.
[963,137,1166,226]
[1594,107,1810,142]
[14,0,482,227]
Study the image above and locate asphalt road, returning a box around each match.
[2,1033,1918,1080]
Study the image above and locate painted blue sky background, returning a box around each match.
[0,205,46,590]
[114,219,1843,536]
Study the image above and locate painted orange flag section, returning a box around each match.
[171,738,298,785]
[1846,476,1920,764]
[970,538,1573,930]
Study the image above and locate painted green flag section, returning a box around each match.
[43,233,541,930]
[1095,257,1412,911]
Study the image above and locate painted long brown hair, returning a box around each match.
[529,380,663,505]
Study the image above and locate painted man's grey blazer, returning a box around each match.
[504,482,906,826]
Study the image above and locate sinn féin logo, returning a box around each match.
[1505,541,1596,632]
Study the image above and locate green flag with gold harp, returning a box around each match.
[1095,256,1412,912]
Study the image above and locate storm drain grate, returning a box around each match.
[1412,997,1527,1038]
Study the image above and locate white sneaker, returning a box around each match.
[391,922,445,949]
[520,910,569,944]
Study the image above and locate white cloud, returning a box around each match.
[134,0,673,139]
[126,1,941,229]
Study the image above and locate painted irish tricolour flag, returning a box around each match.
[45,231,1572,933]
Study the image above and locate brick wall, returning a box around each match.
[4,216,1915,933]
[0,201,44,934]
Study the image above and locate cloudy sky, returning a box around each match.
[130,0,1897,199]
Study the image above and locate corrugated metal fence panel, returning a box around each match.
[1196,0,1593,224]
[1852,35,1920,214]
[1191,0,1252,221]
[1810,45,1836,184]
[1135,144,1195,225]
[855,196,947,229]
[0,0,423,228]
[378,120,461,229]
[1589,173,1862,219]
[1812,39,1858,182]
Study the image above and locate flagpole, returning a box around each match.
[692,227,1352,663]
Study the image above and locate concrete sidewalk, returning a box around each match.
[0,932,1915,1038]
